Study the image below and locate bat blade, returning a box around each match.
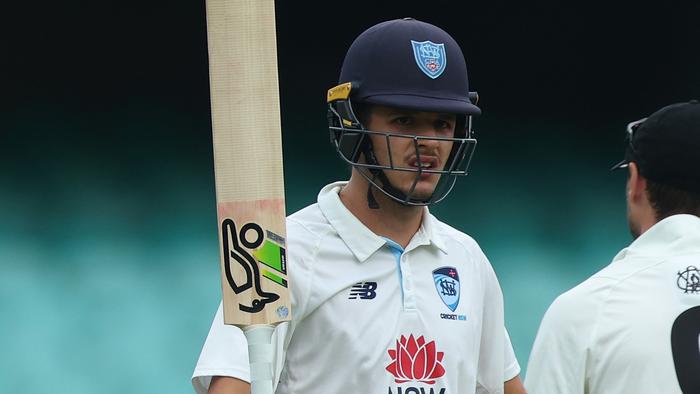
[205,0,290,328]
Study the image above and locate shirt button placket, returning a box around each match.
[401,254,416,311]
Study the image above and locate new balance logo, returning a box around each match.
[348,282,377,299]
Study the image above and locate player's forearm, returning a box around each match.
[208,376,250,394]
[505,375,527,394]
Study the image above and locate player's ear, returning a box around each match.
[627,162,647,203]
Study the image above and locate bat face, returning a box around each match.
[205,0,290,329]
[217,201,291,326]
[204,1,289,392]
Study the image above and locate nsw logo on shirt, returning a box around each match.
[348,281,377,299]
[386,334,447,394]
[433,267,467,322]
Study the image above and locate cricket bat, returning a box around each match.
[204,0,291,393]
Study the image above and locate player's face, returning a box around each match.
[365,105,456,200]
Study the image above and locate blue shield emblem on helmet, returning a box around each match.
[411,40,447,79]
[433,267,460,311]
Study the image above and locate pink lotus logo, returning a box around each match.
[386,334,445,384]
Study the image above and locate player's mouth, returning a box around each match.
[408,156,439,177]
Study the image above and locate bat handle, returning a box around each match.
[243,324,276,394]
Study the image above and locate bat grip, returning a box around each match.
[243,324,276,394]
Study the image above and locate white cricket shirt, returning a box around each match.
[525,214,700,394]
[193,181,520,394]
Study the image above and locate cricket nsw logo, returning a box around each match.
[411,40,447,79]
[386,334,446,384]
[433,267,460,312]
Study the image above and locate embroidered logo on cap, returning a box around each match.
[411,40,447,79]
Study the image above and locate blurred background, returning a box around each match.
[2,1,699,392]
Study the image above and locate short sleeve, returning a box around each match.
[191,302,250,394]
[475,254,507,394]
[504,327,521,381]
[191,303,292,394]
[524,286,599,394]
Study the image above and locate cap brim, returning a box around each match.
[363,94,481,116]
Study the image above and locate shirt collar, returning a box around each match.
[612,214,700,262]
[418,209,448,254]
[317,181,448,263]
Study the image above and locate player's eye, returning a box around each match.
[434,119,454,132]
[392,116,414,126]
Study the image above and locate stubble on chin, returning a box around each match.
[398,174,442,199]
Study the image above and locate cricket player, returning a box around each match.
[525,100,700,393]
[193,17,526,394]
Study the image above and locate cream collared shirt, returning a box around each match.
[525,214,700,394]
[193,182,520,393]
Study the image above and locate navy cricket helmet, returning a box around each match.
[327,17,480,206]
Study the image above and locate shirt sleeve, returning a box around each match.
[524,284,599,394]
[191,304,293,394]
[475,254,508,394]
[191,302,250,394]
[504,327,521,381]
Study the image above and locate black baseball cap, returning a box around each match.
[338,17,480,116]
[611,100,700,192]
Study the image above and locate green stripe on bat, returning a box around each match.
[253,239,287,274]
[262,269,288,288]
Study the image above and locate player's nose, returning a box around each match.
[417,132,441,148]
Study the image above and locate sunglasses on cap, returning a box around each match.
[610,117,647,171]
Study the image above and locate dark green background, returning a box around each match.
[2,1,699,392]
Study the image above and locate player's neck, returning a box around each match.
[340,176,423,249]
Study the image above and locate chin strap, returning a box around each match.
[366,183,380,209]
[362,141,382,209]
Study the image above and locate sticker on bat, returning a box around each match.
[221,219,282,313]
